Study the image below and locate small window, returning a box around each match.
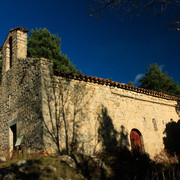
[10,124,17,150]
[152,118,158,131]
[9,36,12,68]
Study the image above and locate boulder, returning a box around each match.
[69,153,82,167]
[3,172,15,180]
[154,150,179,164]
[59,155,77,169]
[16,160,28,166]
[16,160,31,174]
[57,177,64,180]
[0,155,6,162]
[49,165,57,172]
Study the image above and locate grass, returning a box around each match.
[0,153,84,180]
[1,151,180,180]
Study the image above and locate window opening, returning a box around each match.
[10,124,17,150]
[9,36,12,68]
[152,118,158,131]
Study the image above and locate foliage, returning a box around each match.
[139,63,180,101]
[27,28,81,73]
[128,81,134,86]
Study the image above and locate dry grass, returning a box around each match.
[0,152,84,180]
[1,151,180,180]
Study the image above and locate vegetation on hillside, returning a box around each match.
[0,153,84,180]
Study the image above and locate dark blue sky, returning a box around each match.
[0,0,179,85]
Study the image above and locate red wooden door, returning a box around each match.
[130,130,142,152]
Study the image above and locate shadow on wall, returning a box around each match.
[176,106,180,117]
[163,119,180,158]
[97,105,154,179]
[42,64,91,155]
[97,105,130,153]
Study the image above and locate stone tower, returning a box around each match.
[2,27,28,76]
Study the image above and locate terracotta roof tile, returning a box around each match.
[54,70,180,101]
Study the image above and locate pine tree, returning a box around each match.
[139,63,180,99]
[27,28,81,73]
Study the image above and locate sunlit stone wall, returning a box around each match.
[41,60,179,159]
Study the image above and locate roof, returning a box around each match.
[10,26,28,33]
[3,27,28,47]
[54,69,180,102]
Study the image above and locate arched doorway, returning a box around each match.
[130,129,144,153]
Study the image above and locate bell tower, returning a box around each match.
[2,27,28,74]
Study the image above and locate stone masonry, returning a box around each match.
[0,27,179,160]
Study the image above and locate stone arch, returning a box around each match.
[130,129,144,153]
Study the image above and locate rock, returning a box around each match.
[0,155,6,162]
[19,166,29,174]
[59,155,77,169]
[49,165,57,172]
[72,154,82,165]
[154,149,179,164]
[16,160,31,174]
[58,177,64,180]
[92,157,112,176]
[3,172,15,180]
[16,160,28,166]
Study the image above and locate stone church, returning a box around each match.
[0,27,179,159]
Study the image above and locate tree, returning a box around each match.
[89,0,180,31]
[128,81,134,86]
[28,28,81,73]
[139,63,180,99]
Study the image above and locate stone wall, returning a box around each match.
[0,57,44,153]
[0,27,43,153]
[41,62,179,159]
